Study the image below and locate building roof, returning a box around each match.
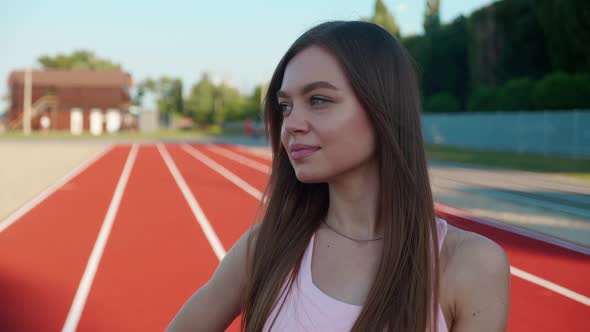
[8,69,132,88]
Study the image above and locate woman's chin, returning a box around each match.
[294,170,325,183]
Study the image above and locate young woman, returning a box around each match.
[167,21,510,332]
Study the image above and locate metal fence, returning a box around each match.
[422,110,590,158]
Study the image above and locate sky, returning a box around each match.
[0,0,495,112]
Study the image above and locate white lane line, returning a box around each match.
[510,266,590,306]
[235,146,272,161]
[206,145,270,174]
[157,143,226,261]
[0,144,114,233]
[62,144,138,332]
[181,144,263,201]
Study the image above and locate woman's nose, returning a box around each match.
[283,106,310,135]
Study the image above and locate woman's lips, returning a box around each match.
[289,145,320,161]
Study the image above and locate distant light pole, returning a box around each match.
[23,68,32,135]
[212,90,223,125]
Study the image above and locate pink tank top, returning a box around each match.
[263,217,449,332]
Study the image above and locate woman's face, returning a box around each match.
[279,46,376,183]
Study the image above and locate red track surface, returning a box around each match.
[0,143,588,331]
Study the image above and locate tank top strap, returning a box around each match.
[435,216,448,253]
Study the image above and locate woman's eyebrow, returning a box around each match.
[277,81,339,98]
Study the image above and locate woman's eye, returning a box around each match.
[310,96,330,106]
[278,103,292,113]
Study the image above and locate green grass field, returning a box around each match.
[425,144,590,181]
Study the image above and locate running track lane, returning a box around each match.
[191,144,270,191]
[0,145,130,331]
[165,144,263,331]
[221,143,590,332]
[75,145,222,331]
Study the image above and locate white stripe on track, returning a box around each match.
[181,144,263,201]
[62,144,138,332]
[235,146,272,161]
[206,145,270,174]
[510,266,590,306]
[157,144,226,261]
[0,144,114,233]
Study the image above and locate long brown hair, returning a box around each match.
[241,21,440,332]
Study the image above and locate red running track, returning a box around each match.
[0,146,130,331]
[0,143,587,331]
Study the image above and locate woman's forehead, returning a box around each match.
[281,46,349,94]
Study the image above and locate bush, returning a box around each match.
[424,93,461,113]
[467,86,500,111]
[497,78,535,110]
[532,72,590,110]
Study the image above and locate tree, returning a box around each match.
[403,15,469,110]
[368,0,401,38]
[184,74,265,125]
[184,73,216,125]
[531,72,590,110]
[37,50,122,70]
[424,93,460,113]
[239,84,265,121]
[213,83,241,124]
[497,78,535,110]
[533,0,590,73]
[424,0,441,33]
[132,85,145,107]
[468,85,501,111]
[139,77,184,116]
[170,79,184,116]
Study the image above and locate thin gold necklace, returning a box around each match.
[322,220,384,242]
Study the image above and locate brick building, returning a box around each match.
[7,69,137,134]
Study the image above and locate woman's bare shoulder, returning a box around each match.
[444,224,508,265]
[444,224,510,283]
[443,224,510,331]
[234,223,262,260]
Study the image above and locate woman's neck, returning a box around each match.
[325,159,382,240]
